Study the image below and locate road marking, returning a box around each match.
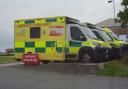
[0,62,23,67]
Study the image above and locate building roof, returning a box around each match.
[96,18,121,28]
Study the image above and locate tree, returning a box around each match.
[116,0,128,27]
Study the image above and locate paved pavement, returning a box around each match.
[0,64,128,89]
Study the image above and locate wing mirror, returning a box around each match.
[79,34,86,41]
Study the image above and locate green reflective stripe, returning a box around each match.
[25,42,35,47]
[46,18,57,22]
[25,20,35,24]
[64,47,69,53]
[35,48,45,53]
[46,41,55,47]
[15,48,25,53]
[56,47,62,53]
[69,41,81,47]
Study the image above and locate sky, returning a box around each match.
[0,0,122,52]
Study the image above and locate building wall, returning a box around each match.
[109,27,128,35]
[5,48,14,55]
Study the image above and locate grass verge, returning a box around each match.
[0,56,18,64]
[97,56,128,78]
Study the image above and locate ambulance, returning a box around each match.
[103,28,125,45]
[14,16,109,63]
[103,28,126,56]
[86,23,123,59]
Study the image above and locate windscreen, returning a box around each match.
[81,26,98,40]
[89,26,112,41]
[99,30,112,41]
[110,32,119,40]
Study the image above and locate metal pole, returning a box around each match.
[112,0,116,19]
[108,0,119,37]
[108,0,116,19]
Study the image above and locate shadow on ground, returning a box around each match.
[4,63,102,75]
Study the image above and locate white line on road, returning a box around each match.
[0,62,23,67]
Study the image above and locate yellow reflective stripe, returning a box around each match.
[18,21,25,24]
[82,41,95,48]
[35,19,45,24]
[15,53,23,59]
[69,47,79,54]
[57,17,65,22]
[25,48,35,53]
[82,41,89,46]
[35,41,45,47]
[15,42,25,48]
[66,41,69,46]
[57,41,64,47]
[46,48,54,53]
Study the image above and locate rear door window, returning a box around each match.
[30,27,41,38]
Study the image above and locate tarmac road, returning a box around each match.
[0,64,128,89]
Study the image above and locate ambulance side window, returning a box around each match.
[30,27,41,38]
[70,26,86,41]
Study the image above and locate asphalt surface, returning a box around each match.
[0,64,128,89]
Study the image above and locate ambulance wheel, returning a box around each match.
[81,52,93,63]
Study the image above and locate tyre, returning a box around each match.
[81,52,93,63]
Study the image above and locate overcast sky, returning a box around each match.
[0,0,122,52]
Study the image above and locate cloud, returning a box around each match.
[0,0,122,51]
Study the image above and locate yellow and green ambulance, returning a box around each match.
[103,28,126,56]
[14,16,109,63]
[103,28,125,44]
[86,23,123,59]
